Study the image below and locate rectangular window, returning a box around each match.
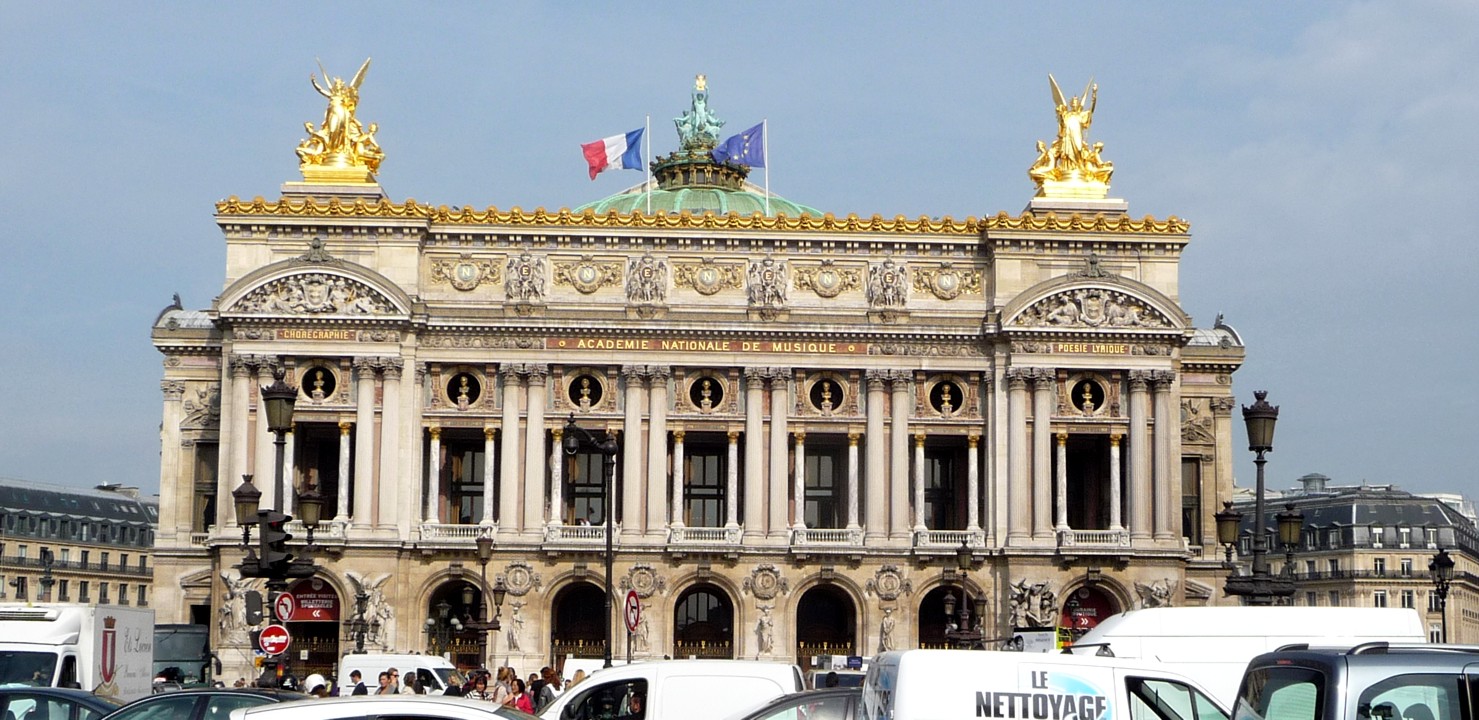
[60,548,70,563]
[1181,458,1202,545]
[58,579,69,602]
[1401,590,1415,609]
[1371,526,1384,548]
[1398,527,1412,548]
[100,552,109,571]
[139,556,148,571]
[1373,558,1387,577]
[79,581,90,602]
[1305,591,1317,606]
[1328,559,1340,575]
[137,585,147,607]
[119,583,129,605]
[924,447,961,531]
[1327,529,1340,548]
[120,553,129,570]
[192,443,220,533]
[1429,591,1442,612]
[1400,558,1414,577]
[13,576,27,601]
[16,546,26,559]
[566,451,608,525]
[99,583,109,603]
[683,438,727,528]
[443,438,487,525]
[803,445,845,529]
[80,550,89,567]
[1425,528,1439,547]
[1372,590,1388,608]
[1329,590,1341,606]
[1305,560,1317,577]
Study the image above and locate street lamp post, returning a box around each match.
[260,366,298,512]
[1219,391,1296,605]
[461,532,507,669]
[426,599,462,655]
[37,548,56,602]
[1429,548,1455,642]
[942,541,987,649]
[563,413,620,668]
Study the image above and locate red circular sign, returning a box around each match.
[259,623,292,655]
[274,592,296,622]
[624,591,641,634]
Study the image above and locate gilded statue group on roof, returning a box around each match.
[1029,74,1114,197]
[296,58,383,181]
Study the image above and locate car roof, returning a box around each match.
[1249,643,1479,673]
[0,686,124,709]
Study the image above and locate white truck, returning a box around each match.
[0,603,155,703]
[1061,606,1427,709]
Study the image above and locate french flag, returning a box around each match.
[581,128,645,180]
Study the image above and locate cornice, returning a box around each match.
[215,197,1190,237]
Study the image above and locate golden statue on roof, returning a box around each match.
[1029,74,1113,199]
[295,58,382,183]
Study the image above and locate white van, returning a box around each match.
[541,659,803,720]
[862,649,1229,720]
[1061,607,1426,708]
[336,653,459,694]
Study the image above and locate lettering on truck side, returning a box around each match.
[976,671,1110,720]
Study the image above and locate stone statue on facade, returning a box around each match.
[867,259,909,308]
[1135,579,1178,608]
[755,604,775,655]
[506,253,547,303]
[506,601,524,652]
[627,255,668,305]
[878,607,896,653]
[296,58,383,179]
[674,74,724,151]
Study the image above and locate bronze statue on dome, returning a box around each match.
[674,73,724,152]
[1029,74,1113,197]
[296,58,382,180]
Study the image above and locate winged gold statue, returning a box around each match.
[1029,74,1113,198]
[295,58,383,182]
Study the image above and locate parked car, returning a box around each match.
[727,687,862,720]
[227,696,539,720]
[1235,642,1479,720]
[102,687,306,720]
[0,686,123,720]
[542,659,804,720]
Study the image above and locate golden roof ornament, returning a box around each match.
[1029,74,1114,199]
[695,74,707,92]
[295,58,382,184]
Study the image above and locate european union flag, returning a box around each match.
[711,122,765,168]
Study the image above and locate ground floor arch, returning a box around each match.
[917,582,986,649]
[795,584,857,669]
[673,583,734,658]
[551,581,607,662]
[281,576,342,679]
[1059,584,1121,643]
[424,577,487,669]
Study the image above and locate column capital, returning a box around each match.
[499,364,523,384]
[486,426,499,441]
[428,426,441,440]
[620,364,646,381]
[526,364,550,385]
[864,369,889,391]
[1056,431,1068,445]
[644,366,672,382]
[728,429,741,442]
[1031,367,1057,389]
[1006,367,1031,390]
[229,355,255,377]
[339,420,352,435]
[672,429,686,443]
[793,430,806,443]
[1210,396,1237,415]
[353,357,378,377]
[161,380,186,399]
[914,432,926,447]
[1128,370,1152,392]
[1109,433,1122,447]
[768,367,793,382]
[379,357,404,379]
[1150,369,1177,389]
[968,433,980,448]
[743,366,769,382]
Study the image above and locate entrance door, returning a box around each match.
[795,586,856,669]
[282,577,341,680]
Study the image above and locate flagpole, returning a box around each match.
[645,114,652,215]
[763,118,770,216]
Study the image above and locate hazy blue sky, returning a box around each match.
[2,2,1475,499]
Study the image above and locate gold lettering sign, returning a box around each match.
[546,338,867,355]
[1052,342,1130,355]
[276,328,357,341]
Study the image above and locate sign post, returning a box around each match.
[624,590,641,664]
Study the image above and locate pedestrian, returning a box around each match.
[568,669,586,689]
[466,674,492,701]
[375,671,393,695]
[536,666,563,713]
[490,667,512,705]
[511,678,534,714]
[346,670,368,696]
[305,673,329,698]
[233,678,247,688]
[405,670,424,695]
[528,671,547,710]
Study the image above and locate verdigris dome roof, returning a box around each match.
[574,180,820,217]
[575,76,822,218]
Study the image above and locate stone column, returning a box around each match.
[888,372,910,540]
[159,381,185,534]
[1006,369,1030,543]
[726,430,741,529]
[846,432,861,530]
[483,427,498,526]
[352,358,376,526]
[671,430,686,527]
[282,425,296,516]
[378,359,403,532]
[864,371,887,541]
[1128,371,1152,541]
[767,369,790,539]
[1109,433,1123,531]
[1055,432,1069,532]
[645,368,670,537]
[336,421,352,522]
[792,430,807,530]
[424,427,441,523]
[228,357,253,524]
[524,366,549,534]
[1031,370,1055,540]
[621,365,645,537]
[499,366,522,534]
[913,432,927,531]
[743,369,766,538]
[254,361,277,510]
[1152,371,1175,541]
[967,434,980,531]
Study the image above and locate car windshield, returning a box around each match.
[0,651,58,686]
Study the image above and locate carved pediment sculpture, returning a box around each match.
[231,273,395,315]
[867,259,909,308]
[1013,288,1169,329]
[747,257,788,310]
[1135,579,1178,608]
[1181,399,1217,444]
[626,254,669,304]
[506,253,548,302]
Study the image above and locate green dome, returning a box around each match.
[574,180,821,217]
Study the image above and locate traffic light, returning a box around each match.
[245,591,263,625]
[258,510,293,574]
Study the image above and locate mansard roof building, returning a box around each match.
[152,71,1247,680]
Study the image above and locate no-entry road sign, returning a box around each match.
[258,623,292,656]
[624,590,641,634]
[274,592,296,622]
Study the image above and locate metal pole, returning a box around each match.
[604,454,616,668]
[1250,449,1271,605]
[273,430,287,512]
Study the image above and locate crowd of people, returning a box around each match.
[253,663,589,713]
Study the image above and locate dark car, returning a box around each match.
[727,687,861,720]
[101,688,306,720]
[0,686,123,720]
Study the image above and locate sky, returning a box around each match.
[2,2,1476,500]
